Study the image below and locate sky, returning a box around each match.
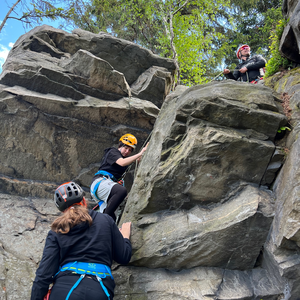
[0,0,61,73]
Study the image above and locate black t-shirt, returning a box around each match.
[93,147,128,181]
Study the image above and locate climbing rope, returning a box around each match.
[121,129,153,181]
[209,70,253,83]
[209,70,225,82]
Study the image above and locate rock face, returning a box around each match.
[280,0,300,62]
[264,67,300,300]
[130,185,274,271]
[0,25,176,197]
[0,24,299,300]
[121,82,285,218]
[2,26,175,104]
[113,266,284,300]
[118,82,289,299]
[0,193,59,300]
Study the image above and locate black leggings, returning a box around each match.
[104,184,127,221]
[49,274,115,300]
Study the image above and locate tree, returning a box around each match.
[0,0,75,34]
[71,0,231,86]
[221,0,283,69]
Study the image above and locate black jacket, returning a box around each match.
[225,55,266,82]
[30,210,132,300]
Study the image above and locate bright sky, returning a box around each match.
[0,0,61,73]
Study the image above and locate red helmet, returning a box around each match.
[236,44,250,59]
[54,182,84,211]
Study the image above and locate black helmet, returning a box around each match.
[54,182,84,211]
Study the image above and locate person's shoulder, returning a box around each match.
[89,210,115,224]
[252,54,265,60]
[106,147,120,155]
[109,147,122,159]
[47,229,59,241]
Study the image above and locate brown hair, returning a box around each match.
[118,142,134,152]
[51,203,93,234]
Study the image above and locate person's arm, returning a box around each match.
[30,231,60,300]
[116,143,148,167]
[111,221,132,265]
[244,55,266,71]
[232,65,242,80]
[224,68,239,81]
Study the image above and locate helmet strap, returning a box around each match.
[64,197,87,212]
[82,197,87,208]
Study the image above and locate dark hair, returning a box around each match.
[118,142,134,151]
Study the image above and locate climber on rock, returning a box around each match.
[30,181,132,300]
[223,44,266,83]
[90,133,148,222]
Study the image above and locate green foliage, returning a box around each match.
[277,126,291,133]
[222,0,283,68]
[7,0,287,86]
[70,0,231,86]
[264,18,291,77]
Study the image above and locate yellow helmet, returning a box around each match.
[119,134,137,149]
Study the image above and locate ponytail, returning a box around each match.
[51,201,92,234]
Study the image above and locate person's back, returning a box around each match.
[30,182,132,300]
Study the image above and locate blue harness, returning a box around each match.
[94,170,117,182]
[56,261,113,299]
[91,171,117,210]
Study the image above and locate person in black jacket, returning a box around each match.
[91,133,148,221]
[223,44,266,83]
[30,181,132,300]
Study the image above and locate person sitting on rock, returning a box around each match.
[90,133,148,221]
[223,44,266,83]
[30,181,132,300]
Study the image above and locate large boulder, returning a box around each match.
[280,0,300,62]
[0,85,158,196]
[0,193,58,299]
[0,25,178,197]
[120,81,286,272]
[113,265,283,300]
[129,184,274,270]
[122,81,286,219]
[1,25,175,104]
[262,68,300,300]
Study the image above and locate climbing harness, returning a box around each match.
[91,170,117,212]
[55,261,113,300]
[94,170,117,182]
[250,77,264,84]
[43,285,52,300]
